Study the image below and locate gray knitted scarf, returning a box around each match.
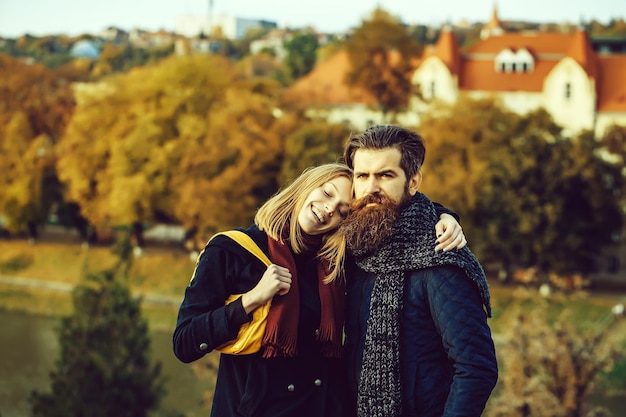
[353,192,491,417]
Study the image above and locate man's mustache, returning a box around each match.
[351,193,392,211]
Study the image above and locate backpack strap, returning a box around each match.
[210,230,271,267]
[189,230,271,284]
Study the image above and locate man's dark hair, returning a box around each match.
[343,125,426,180]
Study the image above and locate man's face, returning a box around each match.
[352,147,422,204]
[340,147,423,254]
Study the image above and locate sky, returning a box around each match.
[0,0,624,38]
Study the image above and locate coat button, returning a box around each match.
[314,379,322,387]
[287,384,295,392]
[199,343,208,351]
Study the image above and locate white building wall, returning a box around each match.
[250,37,288,60]
[175,15,273,39]
[465,90,544,115]
[411,57,458,103]
[543,58,596,134]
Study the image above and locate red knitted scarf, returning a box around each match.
[261,237,345,359]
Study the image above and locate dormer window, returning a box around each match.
[495,48,515,73]
[515,48,534,73]
[495,48,535,73]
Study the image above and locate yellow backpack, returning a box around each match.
[208,231,271,355]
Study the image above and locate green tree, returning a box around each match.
[419,99,623,275]
[29,237,166,417]
[284,31,319,79]
[344,7,422,117]
[279,120,349,184]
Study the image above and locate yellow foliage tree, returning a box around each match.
[168,86,284,241]
[278,121,350,185]
[56,54,236,241]
[0,54,76,235]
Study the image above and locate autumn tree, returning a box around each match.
[238,53,289,85]
[56,54,236,245]
[167,83,285,241]
[284,31,319,79]
[487,291,625,417]
[278,120,349,184]
[0,54,77,237]
[419,99,623,275]
[345,7,422,117]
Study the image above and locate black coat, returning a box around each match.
[173,225,347,417]
[344,262,498,417]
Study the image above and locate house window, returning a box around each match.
[430,81,436,99]
[565,82,571,100]
[522,62,528,72]
[499,62,506,72]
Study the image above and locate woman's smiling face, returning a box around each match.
[297,176,352,236]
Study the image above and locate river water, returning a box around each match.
[1,309,624,417]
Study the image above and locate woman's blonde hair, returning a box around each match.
[254,163,352,283]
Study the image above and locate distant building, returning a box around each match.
[249,29,290,60]
[285,6,626,137]
[175,14,277,39]
[411,17,626,137]
[591,36,626,55]
[128,29,175,48]
[99,27,128,43]
[69,39,100,59]
[480,4,505,39]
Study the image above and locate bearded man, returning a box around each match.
[340,125,498,417]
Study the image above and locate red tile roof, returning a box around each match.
[459,58,556,92]
[282,50,378,107]
[465,32,574,55]
[597,55,626,112]
[428,28,461,75]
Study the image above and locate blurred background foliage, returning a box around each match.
[1,9,626,417]
[0,10,624,288]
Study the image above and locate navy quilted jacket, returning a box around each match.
[344,263,498,417]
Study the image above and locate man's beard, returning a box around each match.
[339,193,402,256]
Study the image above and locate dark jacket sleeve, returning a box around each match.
[172,236,264,363]
[425,267,498,416]
[433,202,460,223]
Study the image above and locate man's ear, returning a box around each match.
[408,171,422,196]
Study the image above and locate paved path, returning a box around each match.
[0,274,182,306]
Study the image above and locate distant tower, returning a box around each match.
[208,0,214,37]
[481,2,505,39]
